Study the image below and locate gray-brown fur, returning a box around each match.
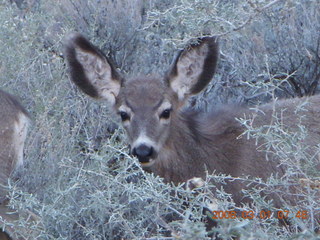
[0,89,29,203]
[65,34,320,213]
[64,34,122,99]
[0,230,12,240]
[167,37,219,95]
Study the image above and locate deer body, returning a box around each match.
[0,90,29,201]
[65,34,320,209]
[0,89,29,240]
[156,95,320,204]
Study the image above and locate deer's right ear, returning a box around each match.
[64,33,122,106]
[167,37,218,101]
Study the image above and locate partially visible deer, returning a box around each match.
[65,34,320,216]
[0,90,29,240]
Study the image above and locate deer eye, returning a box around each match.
[119,111,130,121]
[160,109,171,119]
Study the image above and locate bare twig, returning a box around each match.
[217,0,285,37]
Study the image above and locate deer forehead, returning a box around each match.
[118,100,172,116]
[118,77,173,111]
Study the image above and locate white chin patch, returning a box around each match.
[140,159,155,167]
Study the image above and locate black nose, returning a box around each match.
[132,144,153,162]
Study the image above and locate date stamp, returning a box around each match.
[210,210,308,220]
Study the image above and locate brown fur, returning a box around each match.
[0,90,29,202]
[0,230,12,240]
[65,34,320,221]
[0,89,29,240]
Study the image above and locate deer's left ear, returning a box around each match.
[64,33,122,106]
[167,37,219,101]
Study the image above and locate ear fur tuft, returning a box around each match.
[167,37,219,100]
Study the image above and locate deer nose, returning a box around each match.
[132,144,154,162]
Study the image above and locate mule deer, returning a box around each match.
[65,34,320,213]
[0,89,29,240]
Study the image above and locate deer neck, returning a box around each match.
[150,110,210,183]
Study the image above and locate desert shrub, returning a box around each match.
[0,0,319,239]
[144,0,320,106]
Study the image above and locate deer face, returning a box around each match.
[115,77,178,166]
[65,33,218,166]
